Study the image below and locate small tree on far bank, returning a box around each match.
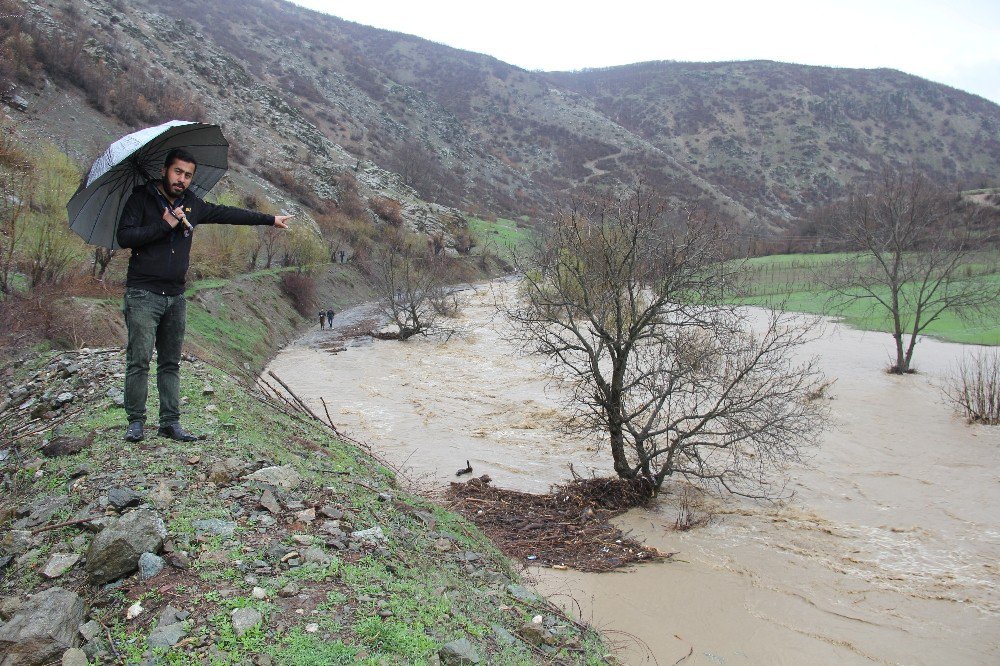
[827,172,1000,374]
[506,186,827,498]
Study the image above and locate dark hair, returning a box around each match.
[164,148,198,171]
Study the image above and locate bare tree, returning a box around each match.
[506,186,826,497]
[828,172,1000,374]
[369,246,458,340]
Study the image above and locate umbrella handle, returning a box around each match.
[167,207,193,231]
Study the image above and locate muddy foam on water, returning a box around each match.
[266,281,1000,665]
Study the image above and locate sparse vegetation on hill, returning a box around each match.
[3,0,998,233]
[0,347,612,664]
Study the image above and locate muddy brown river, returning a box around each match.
[266,282,1000,665]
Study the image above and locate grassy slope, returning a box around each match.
[738,253,1000,345]
[2,262,611,664]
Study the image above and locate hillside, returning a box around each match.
[0,343,610,664]
[3,0,999,234]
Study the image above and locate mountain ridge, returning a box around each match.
[3,0,998,233]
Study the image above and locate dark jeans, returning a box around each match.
[123,288,186,427]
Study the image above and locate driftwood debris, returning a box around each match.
[447,475,666,573]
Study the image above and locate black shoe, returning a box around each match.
[157,423,198,442]
[124,421,144,442]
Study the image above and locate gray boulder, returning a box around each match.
[0,587,85,666]
[230,607,262,637]
[244,465,303,489]
[85,509,167,584]
[439,637,481,665]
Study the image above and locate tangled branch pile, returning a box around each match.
[447,475,666,572]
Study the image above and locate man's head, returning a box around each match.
[161,148,198,198]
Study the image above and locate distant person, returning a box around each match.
[319,310,326,329]
[117,148,291,443]
[326,309,335,328]
[339,249,346,263]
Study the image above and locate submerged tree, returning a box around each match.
[506,186,826,497]
[369,243,460,341]
[828,171,1000,374]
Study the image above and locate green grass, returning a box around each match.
[737,252,1000,345]
[469,217,534,262]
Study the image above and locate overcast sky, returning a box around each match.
[289,0,1000,106]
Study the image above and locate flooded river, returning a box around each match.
[266,282,1000,664]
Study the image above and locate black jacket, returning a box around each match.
[117,181,274,295]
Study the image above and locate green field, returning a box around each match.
[468,216,534,262]
[736,253,1000,346]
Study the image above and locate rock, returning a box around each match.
[60,647,88,666]
[244,465,303,490]
[506,584,541,604]
[40,436,88,458]
[149,609,187,649]
[302,546,330,567]
[77,621,101,643]
[277,582,300,598]
[439,637,481,665]
[85,509,167,584]
[433,538,452,552]
[192,519,237,538]
[251,587,268,600]
[126,602,143,620]
[230,607,262,637]
[53,392,74,407]
[21,496,69,528]
[491,624,518,646]
[0,587,85,666]
[157,606,188,626]
[106,487,144,511]
[150,481,173,510]
[352,526,387,545]
[202,383,215,395]
[318,505,343,519]
[208,458,245,484]
[41,553,81,579]
[294,507,316,523]
[519,618,556,647]
[259,489,282,514]
[0,596,23,620]
[304,622,319,633]
[265,544,293,562]
[138,552,165,580]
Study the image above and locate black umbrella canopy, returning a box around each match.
[66,120,229,249]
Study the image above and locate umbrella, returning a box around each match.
[66,120,229,249]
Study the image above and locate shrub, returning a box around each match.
[944,349,1000,425]
[370,196,403,226]
[279,270,317,317]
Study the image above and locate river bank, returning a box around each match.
[267,280,1000,664]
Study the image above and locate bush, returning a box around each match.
[945,349,1000,425]
[370,196,403,226]
[279,270,316,317]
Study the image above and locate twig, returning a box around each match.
[319,396,340,434]
[31,515,98,534]
[267,370,325,423]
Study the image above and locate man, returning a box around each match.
[117,148,291,442]
[326,308,334,328]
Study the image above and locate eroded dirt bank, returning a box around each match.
[267,282,1000,665]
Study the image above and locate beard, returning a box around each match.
[162,175,187,196]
